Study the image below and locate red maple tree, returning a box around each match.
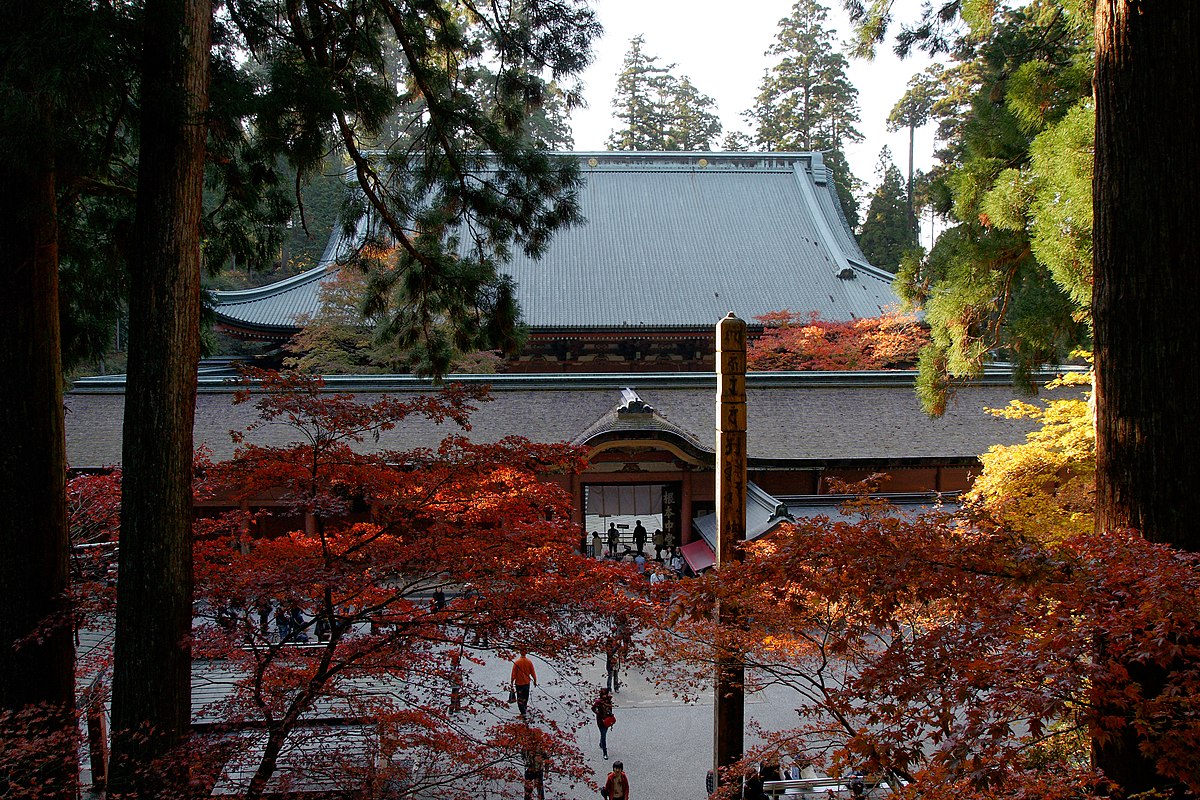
[747,310,929,371]
[653,487,1200,799]
[190,370,648,799]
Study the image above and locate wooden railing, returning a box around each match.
[763,777,892,799]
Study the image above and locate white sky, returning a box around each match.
[567,0,942,194]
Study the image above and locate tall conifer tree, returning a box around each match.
[857,147,919,273]
[665,77,722,151]
[747,0,863,225]
[4,0,603,789]
[607,35,722,151]
[608,35,673,150]
[846,0,1200,793]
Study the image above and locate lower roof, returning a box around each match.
[65,370,1080,469]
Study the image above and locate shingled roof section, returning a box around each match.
[210,152,897,335]
[571,387,712,456]
[66,370,1082,469]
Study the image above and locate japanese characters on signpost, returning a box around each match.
[714,313,747,789]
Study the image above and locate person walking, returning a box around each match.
[652,528,665,561]
[604,638,622,693]
[592,530,603,559]
[742,765,767,800]
[510,651,538,717]
[632,520,647,554]
[591,687,614,760]
[606,523,619,557]
[522,746,546,800]
[601,760,629,799]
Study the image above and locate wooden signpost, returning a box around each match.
[713,312,747,791]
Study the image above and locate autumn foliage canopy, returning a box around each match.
[187,370,646,799]
[746,310,929,371]
[652,386,1200,800]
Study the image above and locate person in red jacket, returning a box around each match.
[591,687,614,759]
[601,760,629,800]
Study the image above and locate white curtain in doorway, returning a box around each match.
[586,484,663,516]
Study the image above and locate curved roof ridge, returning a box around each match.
[572,389,711,454]
[211,262,332,302]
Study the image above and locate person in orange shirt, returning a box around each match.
[510,651,537,716]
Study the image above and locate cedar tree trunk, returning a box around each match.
[106,0,210,794]
[0,113,77,797]
[1092,2,1200,796]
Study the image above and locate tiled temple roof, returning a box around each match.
[211,152,898,335]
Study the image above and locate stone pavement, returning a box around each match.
[78,616,812,799]
[480,650,805,800]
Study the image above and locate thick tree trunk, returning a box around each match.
[0,120,77,798]
[106,0,210,794]
[1092,2,1200,796]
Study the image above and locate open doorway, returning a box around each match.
[583,483,681,556]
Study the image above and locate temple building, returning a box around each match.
[65,150,1077,570]
[67,369,1072,572]
[210,152,898,372]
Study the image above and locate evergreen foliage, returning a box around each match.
[607,35,722,151]
[857,147,919,273]
[878,1,1095,411]
[746,0,863,226]
[888,65,944,231]
[226,0,601,377]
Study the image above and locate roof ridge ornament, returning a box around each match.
[618,388,654,415]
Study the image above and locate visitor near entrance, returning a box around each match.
[632,520,647,553]
[592,687,615,760]
[510,651,537,717]
[652,528,665,560]
[602,760,629,799]
[607,523,619,557]
[592,530,603,559]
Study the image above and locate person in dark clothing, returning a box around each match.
[606,523,620,556]
[522,747,546,800]
[256,598,272,637]
[432,587,446,612]
[592,688,614,760]
[742,766,766,800]
[275,605,291,642]
[604,639,621,692]
[289,604,309,643]
[632,520,647,553]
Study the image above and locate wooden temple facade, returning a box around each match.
[67,369,1071,571]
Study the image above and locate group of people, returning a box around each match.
[590,520,683,571]
[508,652,631,798]
[507,621,637,795]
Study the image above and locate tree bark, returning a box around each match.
[1092,2,1200,796]
[0,109,77,797]
[106,0,210,794]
